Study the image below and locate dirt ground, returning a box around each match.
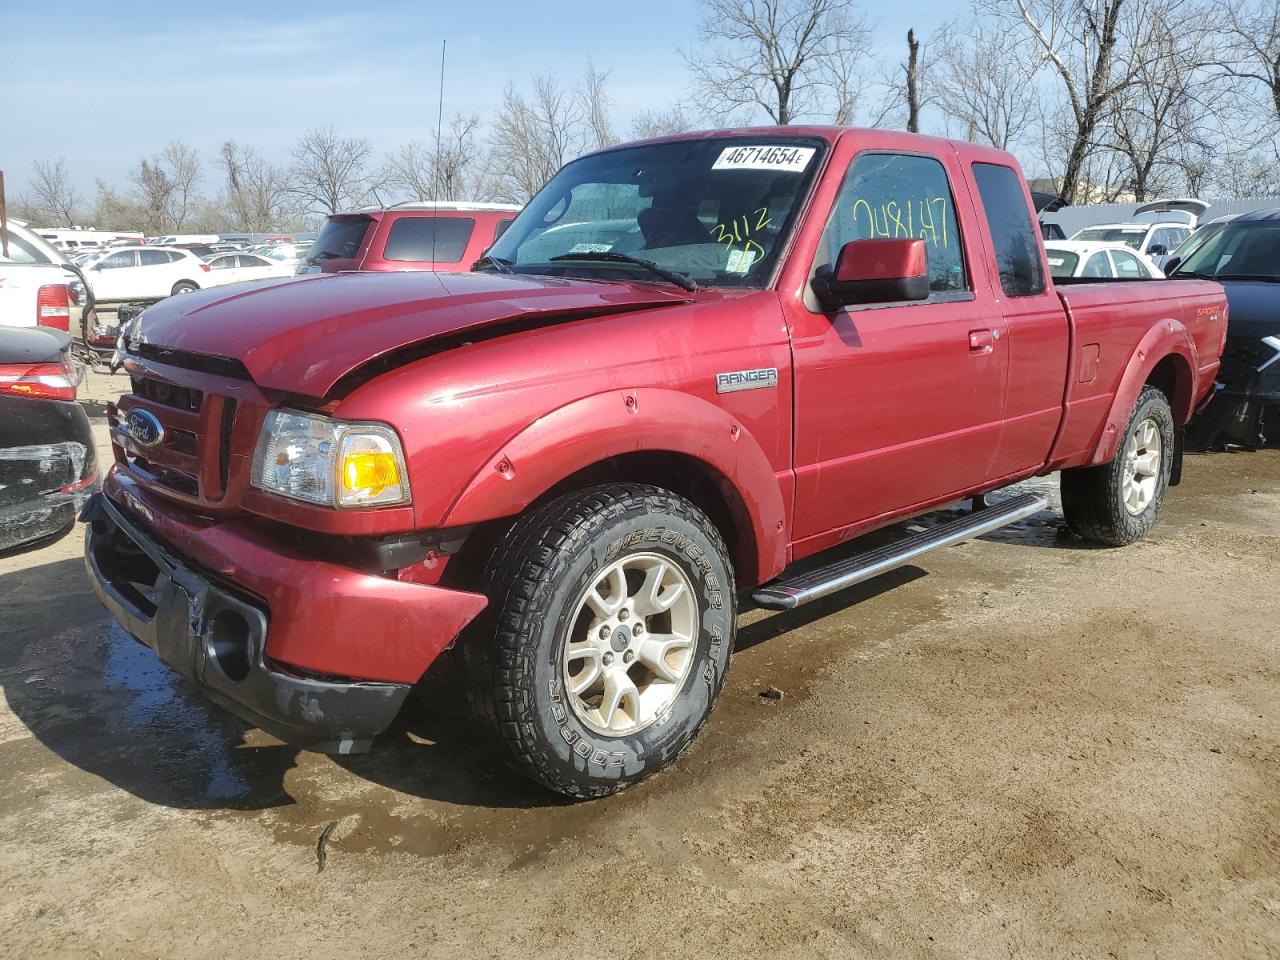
[1,369,1276,959]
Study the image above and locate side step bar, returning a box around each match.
[752,493,1048,610]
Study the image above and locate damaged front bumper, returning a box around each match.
[84,492,412,754]
[1190,336,1280,448]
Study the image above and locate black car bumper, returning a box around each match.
[82,493,410,754]
[1191,335,1280,448]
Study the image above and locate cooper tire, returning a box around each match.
[463,483,736,798]
[1061,385,1175,546]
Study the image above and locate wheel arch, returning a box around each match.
[439,389,788,585]
[1088,320,1197,466]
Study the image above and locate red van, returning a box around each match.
[297,202,522,275]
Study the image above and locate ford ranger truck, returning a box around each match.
[85,129,1227,798]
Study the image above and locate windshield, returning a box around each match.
[1073,227,1147,249]
[304,217,371,264]
[1173,221,1280,279]
[484,137,827,288]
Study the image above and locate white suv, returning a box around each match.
[82,246,210,303]
[0,220,85,333]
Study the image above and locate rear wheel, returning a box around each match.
[463,483,736,798]
[1061,385,1175,545]
[171,281,198,295]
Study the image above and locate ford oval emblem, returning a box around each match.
[126,409,165,448]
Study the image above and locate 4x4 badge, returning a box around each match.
[716,367,778,393]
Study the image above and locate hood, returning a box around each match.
[1221,280,1280,341]
[132,271,694,397]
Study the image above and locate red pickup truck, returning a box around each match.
[85,128,1227,798]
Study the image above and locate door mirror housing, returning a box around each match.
[1147,243,1168,257]
[811,238,930,311]
[1163,255,1183,275]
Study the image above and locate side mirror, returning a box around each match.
[811,238,930,311]
[1163,255,1182,275]
[1148,243,1168,257]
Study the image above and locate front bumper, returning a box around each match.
[83,478,489,753]
[1190,335,1280,447]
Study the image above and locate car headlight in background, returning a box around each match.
[251,409,410,508]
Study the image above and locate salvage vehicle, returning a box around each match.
[296,201,521,275]
[81,246,210,303]
[84,128,1227,798]
[1,326,96,554]
[1071,200,1206,269]
[1044,241,1164,279]
[1,219,88,335]
[1169,208,1280,447]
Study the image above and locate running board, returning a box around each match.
[752,493,1048,610]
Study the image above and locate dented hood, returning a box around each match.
[132,271,694,397]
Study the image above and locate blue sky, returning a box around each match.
[2,0,959,198]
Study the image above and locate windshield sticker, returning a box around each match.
[712,145,815,173]
[725,248,757,274]
[1047,257,1065,266]
[569,242,613,254]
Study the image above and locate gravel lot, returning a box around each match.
[1,370,1277,959]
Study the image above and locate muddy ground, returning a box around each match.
[1,370,1276,959]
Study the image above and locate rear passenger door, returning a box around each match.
[786,149,1009,542]
[969,163,1070,478]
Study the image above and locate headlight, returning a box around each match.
[251,409,410,509]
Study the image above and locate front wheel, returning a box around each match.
[1061,385,1175,546]
[464,483,736,798]
[171,281,198,295]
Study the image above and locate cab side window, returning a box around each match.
[971,162,1046,297]
[817,152,968,296]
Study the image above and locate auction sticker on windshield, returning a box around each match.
[712,145,815,173]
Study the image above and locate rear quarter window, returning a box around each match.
[971,163,1046,297]
[383,217,476,263]
[1045,250,1079,278]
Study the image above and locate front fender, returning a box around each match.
[441,388,787,583]
[1089,318,1198,466]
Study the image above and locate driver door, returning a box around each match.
[783,147,1008,546]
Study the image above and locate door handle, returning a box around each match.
[968,329,996,354]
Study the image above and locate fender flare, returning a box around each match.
[441,388,787,583]
[1088,318,1198,466]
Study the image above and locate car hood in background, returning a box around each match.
[130,271,695,397]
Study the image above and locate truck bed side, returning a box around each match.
[1050,278,1226,468]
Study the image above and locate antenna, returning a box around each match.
[431,39,446,266]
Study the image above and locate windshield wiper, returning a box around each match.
[471,254,513,274]
[549,252,697,292]
[1171,269,1217,280]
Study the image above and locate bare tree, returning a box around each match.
[934,31,1040,149]
[162,141,201,229]
[385,114,482,201]
[580,62,617,149]
[1106,9,1223,199]
[487,76,585,201]
[904,29,923,133]
[29,158,81,226]
[288,126,375,215]
[129,158,175,234]
[630,106,695,139]
[220,140,291,231]
[685,0,871,124]
[1216,0,1280,125]
[984,0,1189,203]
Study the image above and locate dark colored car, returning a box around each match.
[0,327,97,554]
[1169,209,1280,447]
[296,202,522,275]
